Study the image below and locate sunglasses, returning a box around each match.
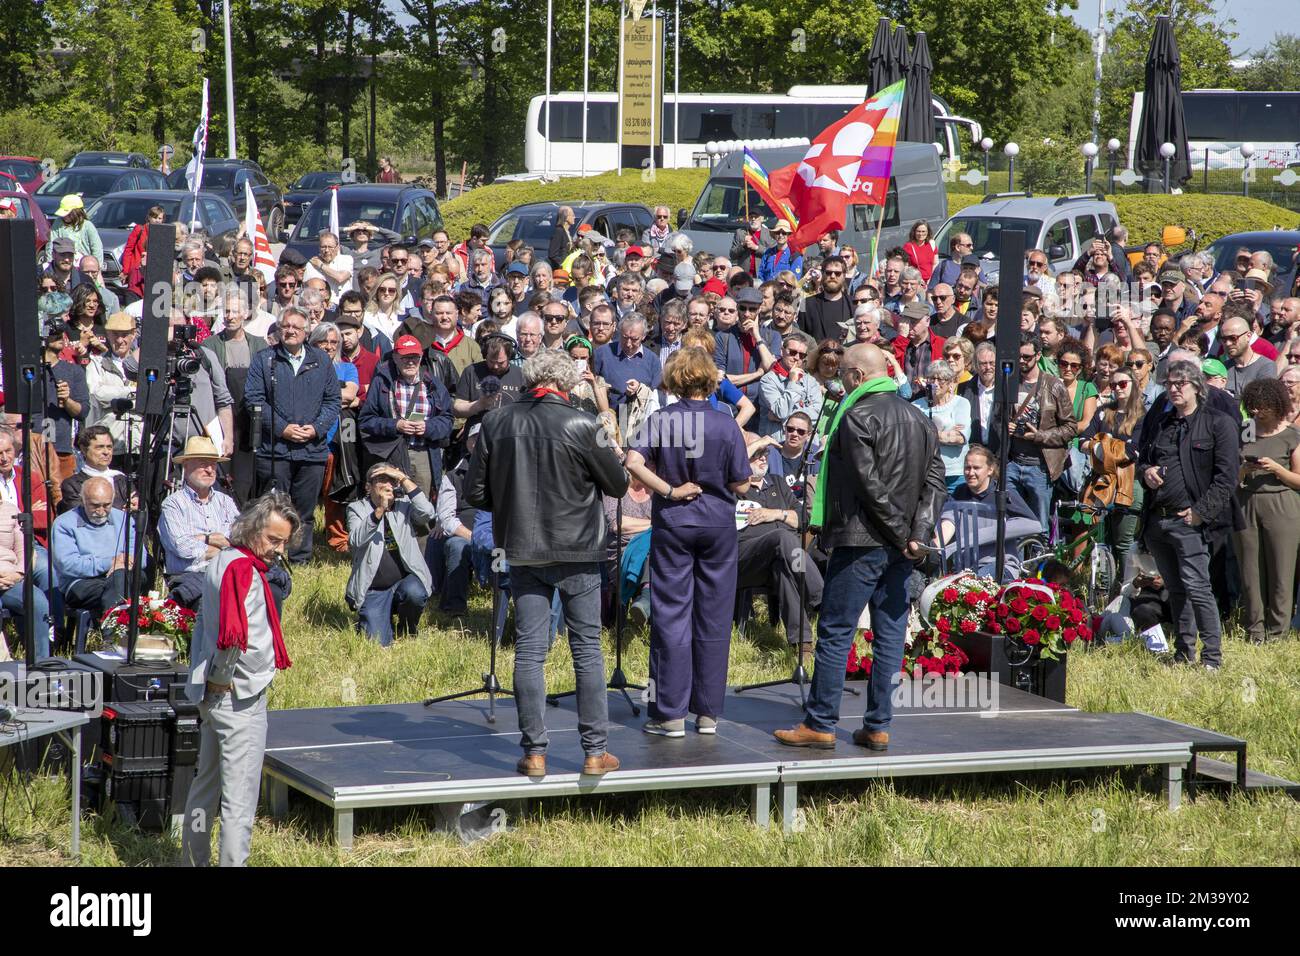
[785,349,807,359]
[1219,333,1246,345]
[544,314,567,322]
[1288,354,1300,363]
[1058,359,1082,370]
[823,270,844,278]
[784,426,808,436]
[713,264,729,271]
[823,348,844,356]
[777,281,794,289]
[1112,380,1133,389]
[278,280,298,287]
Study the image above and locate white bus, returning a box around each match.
[1127,89,1300,171]
[519,86,982,178]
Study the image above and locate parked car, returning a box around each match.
[282,170,370,230]
[934,193,1121,284]
[165,160,286,238]
[679,142,948,261]
[0,156,45,192]
[487,201,654,270]
[0,190,51,255]
[66,151,154,169]
[284,183,443,261]
[34,165,169,218]
[1206,230,1300,299]
[85,189,241,277]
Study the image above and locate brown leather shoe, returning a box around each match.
[852,728,889,751]
[773,723,836,749]
[582,752,620,775]
[516,754,546,777]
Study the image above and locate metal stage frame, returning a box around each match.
[259,678,1241,848]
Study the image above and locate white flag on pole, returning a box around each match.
[244,179,278,285]
[328,185,340,238]
[184,79,210,228]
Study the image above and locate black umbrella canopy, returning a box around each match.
[898,31,934,145]
[888,24,911,87]
[867,17,893,98]
[1134,14,1191,187]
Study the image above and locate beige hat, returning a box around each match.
[104,312,135,332]
[771,219,794,236]
[1243,268,1274,294]
[174,434,228,463]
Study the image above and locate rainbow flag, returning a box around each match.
[742,147,799,228]
[848,78,905,208]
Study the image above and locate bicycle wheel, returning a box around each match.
[1087,544,1118,616]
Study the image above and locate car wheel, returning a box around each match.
[268,206,284,242]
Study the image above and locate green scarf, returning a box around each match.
[810,375,898,529]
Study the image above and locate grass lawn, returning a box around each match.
[2,550,1297,867]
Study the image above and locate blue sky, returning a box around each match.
[1066,0,1290,58]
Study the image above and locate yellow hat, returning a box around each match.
[54,194,85,218]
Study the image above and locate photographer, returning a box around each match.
[346,464,434,646]
[242,307,342,564]
[85,312,144,471]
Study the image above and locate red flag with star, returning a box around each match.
[769,80,905,251]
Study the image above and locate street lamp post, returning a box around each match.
[1159,141,1175,193]
[1241,143,1255,198]
[980,137,993,196]
[1005,142,1020,193]
[1081,141,1099,193]
[1106,137,1121,193]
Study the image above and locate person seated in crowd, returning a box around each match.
[432,435,477,617]
[157,436,241,608]
[764,410,820,502]
[0,495,54,659]
[346,464,435,647]
[86,312,143,471]
[1098,552,1172,653]
[52,476,150,619]
[938,444,1039,579]
[914,359,971,493]
[735,434,823,650]
[603,475,654,626]
[59,425,130,514]
[756,330,823,438]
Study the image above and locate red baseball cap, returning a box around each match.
[625,245,646,259]
[394,335,423,356]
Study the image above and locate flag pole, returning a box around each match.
[616,0,625,176]
[222,0,236,157]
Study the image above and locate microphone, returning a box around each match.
[826,379,846,401]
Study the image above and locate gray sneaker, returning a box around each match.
[695,716,718,735]
[643,718,686,738]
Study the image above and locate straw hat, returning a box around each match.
[174,435,228,463]
[104,312,135,332]
[1243,268,1274,294]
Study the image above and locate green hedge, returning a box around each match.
[441,168,1299,254]
[945,192,1299,248]
[440,168,710,240]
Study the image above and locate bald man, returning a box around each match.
[775,343,946,754]
[52,475,147,618]
[1219,315,1276,398]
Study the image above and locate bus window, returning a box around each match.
[537,102,616,143]
[1182,92,1237,141]
[677,104,741,142]
[1238,95,1300,143]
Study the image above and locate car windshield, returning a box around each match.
[165,167,237,190]
[489,209,563,248]
[2,195,36,220]
[1209,239,1298,276]
[70,153,130,167]
[688,178,782,232]
[295,198,397,240]
[87,196,183,228]
[36,171,121,196]
[291,172,343,190]
[0,160,38,180]
[934,216,1044,258]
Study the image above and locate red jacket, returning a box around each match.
[891,328,947,376]
[11,465,52,546]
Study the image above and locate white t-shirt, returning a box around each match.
[304,254,354,297]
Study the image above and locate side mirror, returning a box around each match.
[676,208,688,229]
[1048,244,1067,260]
[1161,225,1187,247]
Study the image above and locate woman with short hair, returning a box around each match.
[624,347,751,738]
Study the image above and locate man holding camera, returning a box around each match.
[243,307,342,564]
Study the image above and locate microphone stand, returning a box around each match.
[548,494,644,714]
[38,362,57,658]
[735,387,858,702]
[20,367,40,669]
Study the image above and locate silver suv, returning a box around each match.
[934,193,1121,284]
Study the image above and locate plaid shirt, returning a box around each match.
[392,377,431,447]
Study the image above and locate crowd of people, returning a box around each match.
[5,192,1300,677]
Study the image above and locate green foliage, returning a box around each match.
[1018,139,1085,195]
[0,108,76,165]
[440,168,710,240]
[1237,33,1300,91]
[0,0,53,110]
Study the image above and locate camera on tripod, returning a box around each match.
[167,323,202,400]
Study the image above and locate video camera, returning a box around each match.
[167,322,203,401]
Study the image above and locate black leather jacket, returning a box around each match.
[819,391,947,551]
[466,392,629,563]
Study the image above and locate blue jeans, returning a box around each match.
[1144,515,1220,666]
[805,545,911,734]
[1,582,51,658]
[357,574,429,647]
[511,563,608,756]
[438,535,472,611]
[1006,459,1052,533]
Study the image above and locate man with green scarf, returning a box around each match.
[775,343,946,753]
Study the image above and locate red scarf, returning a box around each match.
[431,328,465,354]
[217,547,291,670]
[530,387,570,401]
[771,359,791,380]
[748,228,761,276]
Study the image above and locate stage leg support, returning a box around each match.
[1163,762,1184,812]
[335,808,355,850]
[266,775,289,819]
[776,780,798,835]
[750,783,771,829]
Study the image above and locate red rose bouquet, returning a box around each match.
[845,628,969,677]
[983,579,1092,661]
[101,596,198,655]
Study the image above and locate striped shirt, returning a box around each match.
[158,483,241,574]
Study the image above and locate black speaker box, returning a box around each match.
[0,219,41,414]
[136,223,176,416]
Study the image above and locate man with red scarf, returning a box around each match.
[182,492,300,867]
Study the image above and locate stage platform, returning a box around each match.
[260,678,1241,848]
